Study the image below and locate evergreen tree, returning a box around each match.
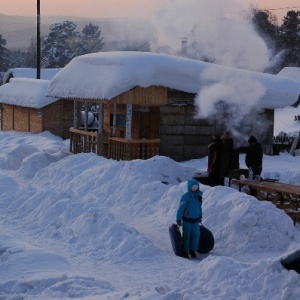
[9,49,27,68]
[0,34,10,72]
[278,10,300,67]
[251,8,278,49]
[76,23,105,56]
[24,38,38,68]
[250,8,284,73]
[119,40,150,52]
[42,20,78,68]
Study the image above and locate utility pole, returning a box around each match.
[36,0,41,79]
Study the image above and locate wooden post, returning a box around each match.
[84,101,88,130]
[125,104,132,140]
[73,100,78,128]
[112,103,117,137]
[36,0,41,80]
[98,103,104,155]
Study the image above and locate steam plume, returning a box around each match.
[152,0,275,143]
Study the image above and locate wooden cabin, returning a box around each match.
[47,51,300,161]
[68,87,274,161]
[0,78,73,139]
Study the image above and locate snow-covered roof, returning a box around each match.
[3,68,61,84]
[47,51,300,109]
[277,67,300,83]
[0,78,59,109]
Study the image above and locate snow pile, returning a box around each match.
[0,129,299,299]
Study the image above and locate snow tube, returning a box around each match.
[281,249,300,274]
[169,223,214,256]
[169,224,183,257]
[198,224,214,254]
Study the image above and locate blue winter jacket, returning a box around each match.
[176,179,203,222]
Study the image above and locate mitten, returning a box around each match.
[176,220,182,227]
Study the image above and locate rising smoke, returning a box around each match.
[152,0,273,71]
[152,0,276,143]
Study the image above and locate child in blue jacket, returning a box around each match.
[176,179,203,258]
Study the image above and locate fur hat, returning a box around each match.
[248,136,257,143]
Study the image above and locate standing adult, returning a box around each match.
[239,135,263,196]
[207,135,222,186]
[239,135,263,177]
[219,132,234,186]
[176,179,203,258]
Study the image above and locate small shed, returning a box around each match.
[2,68,61,84]
[47,51,300,161]
[0,78,74,139]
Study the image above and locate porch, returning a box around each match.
[69,127,160,160]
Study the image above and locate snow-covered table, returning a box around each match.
[231,179,300,225]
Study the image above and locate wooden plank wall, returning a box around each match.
[29,109,43,133]
[2,104,14,131]
[43,101,61,137]
[103,103,160,141]
[2,104,43,133]
[14,107,30,132]
[112,86,167,106]
[43,100,74,139]
[2,100,74,140]
[160,105,216,161]
[61,100,74,139]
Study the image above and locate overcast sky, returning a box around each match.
[0,0,299,21]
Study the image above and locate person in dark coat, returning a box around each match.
[207,135,222,186]
[239,135,263,196]
[219,132,234,186]
[239,135,263,177]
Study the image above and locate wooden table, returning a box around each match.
[231,179,300,225]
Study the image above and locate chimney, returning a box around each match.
[181,37,188,57]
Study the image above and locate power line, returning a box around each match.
[266,6,300,11]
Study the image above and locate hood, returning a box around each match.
[187,179,200,192]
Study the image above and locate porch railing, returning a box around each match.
[69,128,160,160]
[69,127,101,155]
[108,137,160,160]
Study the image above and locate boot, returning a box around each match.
[189,251,197,258]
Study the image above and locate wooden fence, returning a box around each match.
[69,128,160,160]
[108,137,160,160]
[69,127,101,155]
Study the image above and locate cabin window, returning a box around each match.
[110,114,126,128]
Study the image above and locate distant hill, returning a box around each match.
[0,13,154,50]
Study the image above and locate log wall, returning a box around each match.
[160,105,216,161]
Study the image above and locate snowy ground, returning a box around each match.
[0,107,300,299]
